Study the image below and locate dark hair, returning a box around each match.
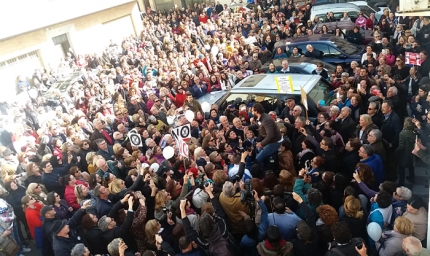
[348,138,362,151]
[307,188,322,206]
[252,103,265,114]
[344,186,358,199]
[302,139,315,151]
[380,181,396,195]
[69,166,80,177]
[267,226,282,250]
[273,196,286,214]
[376,190,392,208]
[244,219,258,241]
[281,139,292,150]
[382,100,394,109]
[81,214,97,230]
[59,174,73,186]
[40,161,50,169]
[89,173,99,190]
[272,184,285,197]
[178,236,192,250]
[356,163,375,187]
[331,221,352,244]
[199,213,214,237]
[322,136,333,149]
[46,191,56,205]
[264,172,279,190]
[333,174,348,191]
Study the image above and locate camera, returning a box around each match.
[232,175,241,183]
[241,179,256,219]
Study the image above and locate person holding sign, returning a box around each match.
[245,103,282,168]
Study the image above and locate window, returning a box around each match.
[313,44,329,56]
[328,46,341,57]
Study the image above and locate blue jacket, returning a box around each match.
[368,202,385,228]
[95,199,113,218]
[361,154,384,185]
[190,84,207,99]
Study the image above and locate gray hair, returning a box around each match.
[389,87,398,95]
[222,181,235,197]
[145,138,154,147]
[370,129,382,141]
[330,106,340,113]
[343,106,352,115]
[71,243,86,256]
[293,106,302,113]
[95,139,106,147]
[107,238,123,256]
[361,144,373,156]
[403,236,422,255]
[296,116,306,125]
[341,72,349,77]
[282,60,289,65]
[92,118,101,126]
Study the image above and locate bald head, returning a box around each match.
[403,236,422,255]
[96,158,108,171]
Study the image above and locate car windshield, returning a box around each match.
[331,36,357,55]
[308,79,331,103]
[360,5,374,18]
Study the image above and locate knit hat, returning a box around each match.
[296,220,312,241]
[192,188,209,209]
[40,206,53,217]
[50,220,67,235]
[98,216,110,232]
[408,196,424,210]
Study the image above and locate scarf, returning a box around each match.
[297,148,313,159]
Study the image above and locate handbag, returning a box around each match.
[0,236,20,256]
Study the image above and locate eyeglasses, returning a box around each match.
[368,108,374,110]
[377,70,382,72]
[178,88,183,90]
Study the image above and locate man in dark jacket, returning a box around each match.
[51,201,90,256]
[246,103,282,168]
[41,155,72,198]
[381,100,402,149]
[333,107,356,143]
[325,221,365,256]
[98,195,137,254]
[319,136,338,172]
[95,138,115,161]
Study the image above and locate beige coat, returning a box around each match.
[403,207,428,241]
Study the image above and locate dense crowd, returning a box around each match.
[2,1,430,256]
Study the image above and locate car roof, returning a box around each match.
[267,57,337,71]
[232,74,321,94]
[280,34,334,45]
[311,2,360,10]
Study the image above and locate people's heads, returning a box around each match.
[331,221,352,244]
[319,136,333,151]
[393,186,412,201]
[376,190,393,209]
[381,100,393,114]
[316,205,338,226]
[406,196,424,214]
[344,195,363,219]
[71,243,90,256]
[306,188,322,206]
[222,181,235,197]
[107,238,128,256]
[51,219,70,237]
[394,216,414,235]
[272,196,286,214]
[402,236,423,255]
[345,138,361,152]
[252,103,264,116]
[358,144,373,159]
[367,129,382,144]
[98,215,116,232]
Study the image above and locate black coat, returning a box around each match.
[340,214,368,241]
[291,202,320,256]
[321,149,338,172]
[52,209,86,256]
[381,111,402,148]
[394,129,415,167]
[85,227,108,255]
[333,116,356,144]
[340,150,360,179]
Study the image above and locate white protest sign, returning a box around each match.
[171,124,191,142]
[127,129,142,147]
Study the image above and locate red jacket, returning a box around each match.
[25,202,43,239]
[64,180,88,210]
[170,92,187,107]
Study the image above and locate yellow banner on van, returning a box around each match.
[275,76,294,94]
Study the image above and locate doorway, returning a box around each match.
[52,34,71,58]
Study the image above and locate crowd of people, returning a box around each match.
[2,0,430,256]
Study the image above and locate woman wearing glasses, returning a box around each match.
[46,191,72,220]
[25,183,48,204]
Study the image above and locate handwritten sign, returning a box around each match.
[275,76,294,93]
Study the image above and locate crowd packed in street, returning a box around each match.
[2,0,430,256]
